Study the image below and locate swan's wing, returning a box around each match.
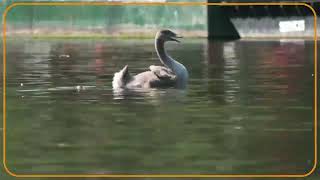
[149,65,176,81]
[112,65,131,89]
[117,65,130,80]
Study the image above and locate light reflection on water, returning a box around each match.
[3,38,314,174]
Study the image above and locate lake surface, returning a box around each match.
[2,38,315,175]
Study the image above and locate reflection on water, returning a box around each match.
[4,38,314,174]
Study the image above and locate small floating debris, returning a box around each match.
[17,89,43,92]
[17,86,96,93]
[76,85,81,92]
[75,85,96,92]
[57,143,71,148]
[59,54,70,58]
[20,83,23,87]
[115,119,125,123]
[47,86,75,91]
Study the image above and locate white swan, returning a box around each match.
[112,29,188,90]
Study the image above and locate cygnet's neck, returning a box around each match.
[155,37,189,88]
[155,38,174,70]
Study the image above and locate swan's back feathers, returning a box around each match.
[149,65,176,81]
[113,64,184,89]
[148,65,177,87]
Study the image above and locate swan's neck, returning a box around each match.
[155,38,174,70]
[155,38,188,87]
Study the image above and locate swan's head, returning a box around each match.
[156,29,182,43]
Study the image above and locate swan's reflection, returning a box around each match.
[112,87,187,105]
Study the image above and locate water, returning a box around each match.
[3,38,315,175]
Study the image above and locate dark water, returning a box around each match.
[3,38,315,175]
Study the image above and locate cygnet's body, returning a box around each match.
[112,29,188,90]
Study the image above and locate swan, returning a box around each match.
[112,29,189,90]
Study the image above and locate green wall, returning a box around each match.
[3,1,207,37]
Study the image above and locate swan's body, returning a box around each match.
[112,30,188,90]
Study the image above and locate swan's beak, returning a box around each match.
[171,35,183,43]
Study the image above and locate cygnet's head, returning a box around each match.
[156,29,182,43]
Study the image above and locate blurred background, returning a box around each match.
[1,0,319,38]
